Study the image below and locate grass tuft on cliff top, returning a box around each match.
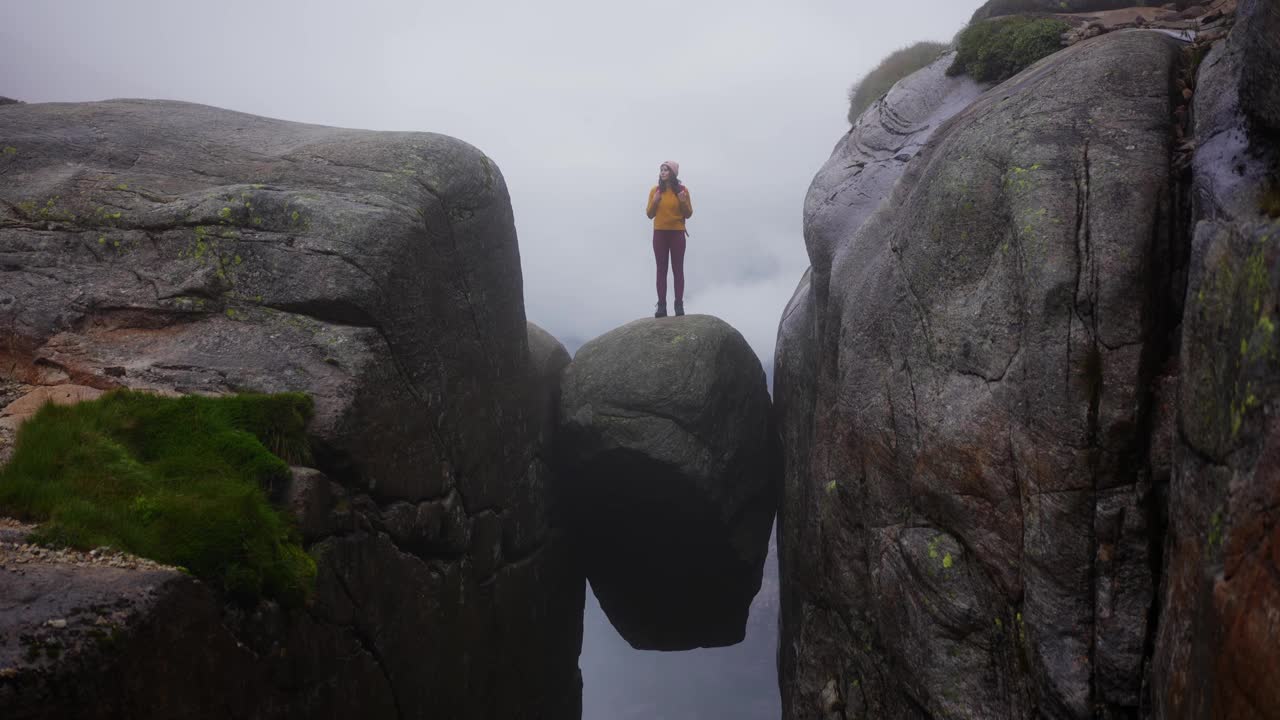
[848,41,950,124]
[0,390,317,608]
[947,16,1069,84]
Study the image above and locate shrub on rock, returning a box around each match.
[947,16,1069,83]
[848,42,950,123]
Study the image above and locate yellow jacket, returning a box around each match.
[647,185,692,231]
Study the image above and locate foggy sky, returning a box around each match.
[1,0,981,371]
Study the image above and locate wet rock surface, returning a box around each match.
[779,30,1184,719]
[1153,221,1280,720]
[806,50,988,315]
[1152,2,1280,716]
[1190,2,1277,224]
[557,315,778,650]
[0,100,583,718]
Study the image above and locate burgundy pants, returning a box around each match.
[653,229,686,303]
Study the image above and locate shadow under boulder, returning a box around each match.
[557,315,778,651]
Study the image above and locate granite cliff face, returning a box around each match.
[805,49,988,323]
[1152,0,1280,715]
[778,3,1280,717]
[0,100,583,719]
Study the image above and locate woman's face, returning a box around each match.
[659,165,671,181]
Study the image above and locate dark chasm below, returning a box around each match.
[580,528,781,719]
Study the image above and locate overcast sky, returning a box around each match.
[1,0,981,373]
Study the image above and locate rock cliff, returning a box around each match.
[1152,0,1280,716]
[780,0,1280,714]
[0,100,583,718]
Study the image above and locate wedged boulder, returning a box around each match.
[0,100,583,718]
[779,30,1183,719]
[557,315,778,650]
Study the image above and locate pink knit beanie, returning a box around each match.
[661,160,680,177]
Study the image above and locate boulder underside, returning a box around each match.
[558,315,778,651]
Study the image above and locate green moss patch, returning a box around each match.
[0,390,317,607]
[947,17,1069,84]
[848,41,949,123]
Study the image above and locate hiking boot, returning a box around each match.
[654,302,667,318]
[674,301,684,316]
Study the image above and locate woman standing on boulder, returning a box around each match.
[646,161,692,317]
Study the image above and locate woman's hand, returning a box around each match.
[678,188,689,201]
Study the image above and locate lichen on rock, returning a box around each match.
[780,29,1185,718]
